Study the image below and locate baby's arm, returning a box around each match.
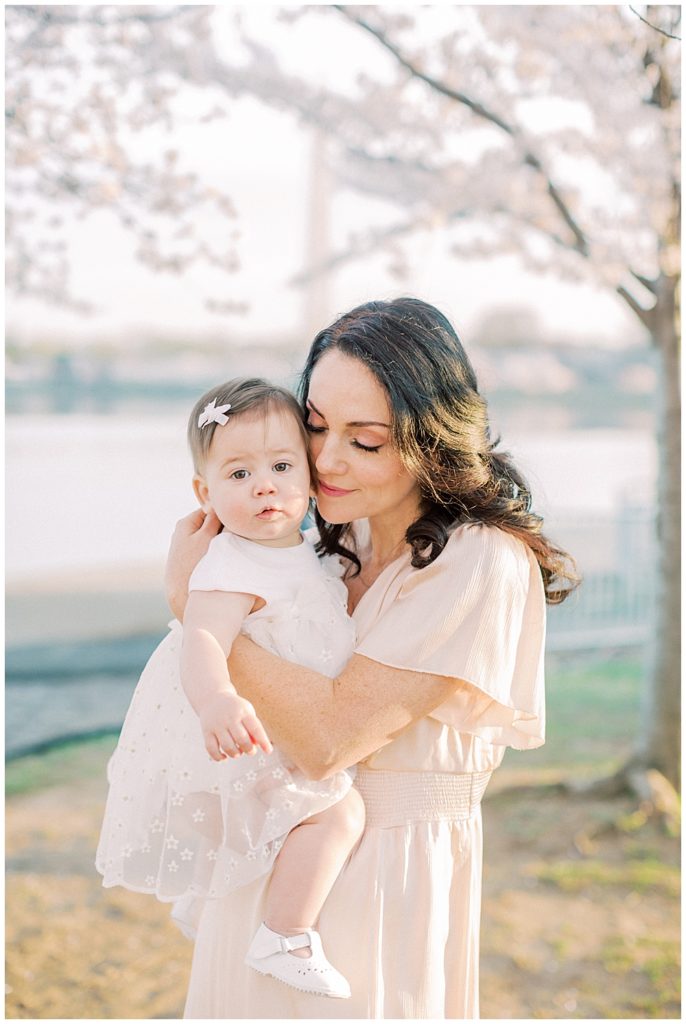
[181,590,273,761]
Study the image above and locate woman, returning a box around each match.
[167,297,578,1019]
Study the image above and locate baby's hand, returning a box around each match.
[198,692,273,762]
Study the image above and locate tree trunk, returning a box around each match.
[639,275,681,788]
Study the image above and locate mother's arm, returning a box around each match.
[228,637,460,780]
[166,510,463,780]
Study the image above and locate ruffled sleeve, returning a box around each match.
[189,532,268,601]
[354,523,546,750]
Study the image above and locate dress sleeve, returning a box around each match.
[188,533,268,601]
[354,523,546,750]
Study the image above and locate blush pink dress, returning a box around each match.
[183,521,546,1020]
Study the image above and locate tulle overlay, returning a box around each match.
[96,543,356,905]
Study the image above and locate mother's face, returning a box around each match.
[305,349,421,525]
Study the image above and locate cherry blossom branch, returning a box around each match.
[289,212,465,286]
[291,197,576,288]
[334,4,590,258]
[13,5,200,28]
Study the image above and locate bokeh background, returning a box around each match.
[5,5,680,1019]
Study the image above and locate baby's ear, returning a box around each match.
[192,474,211,511]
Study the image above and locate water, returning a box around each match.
[6,414,657,581]
[7,414,193,579]
[6,413,658,755]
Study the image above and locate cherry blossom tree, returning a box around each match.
[5,4,242,313]
[304,3,681,795]
[5,4,680,788]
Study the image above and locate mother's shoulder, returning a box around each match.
[441,521,532,577]
[447,520,524,550]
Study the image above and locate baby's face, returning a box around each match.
[194,406,312,547]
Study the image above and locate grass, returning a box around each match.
[600,936,681,1016]
[530,857,680,897]
[501,650,644,778]
[5,734,117,797]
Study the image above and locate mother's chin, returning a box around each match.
[312,487,360,526]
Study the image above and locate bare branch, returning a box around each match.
[616,284,656,329]
[334,4,591,259]
[629,6,681,41]
[631,270,659,295]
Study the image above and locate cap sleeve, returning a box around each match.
[355,523,546,750]
[189,532,267,601]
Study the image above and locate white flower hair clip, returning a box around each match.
[198,398,232,428]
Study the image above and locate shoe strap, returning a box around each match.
[278,931,313,953]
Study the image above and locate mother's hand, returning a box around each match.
[165,508,222,620]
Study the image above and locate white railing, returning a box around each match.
[545,509,656,652]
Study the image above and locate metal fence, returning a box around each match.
[546,508,656,652]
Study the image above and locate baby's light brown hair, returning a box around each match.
[188,378,311,473]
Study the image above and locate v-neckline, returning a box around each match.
[345,519,410,618]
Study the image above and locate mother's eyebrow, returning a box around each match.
[306,398,390,429]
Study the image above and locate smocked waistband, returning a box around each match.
[353,768,492,828]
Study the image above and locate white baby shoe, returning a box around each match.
[244,922,351,999]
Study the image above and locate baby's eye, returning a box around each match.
[230,469,249,480]
[273,462,291,473]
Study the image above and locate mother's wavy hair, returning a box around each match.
[299,297,580,605]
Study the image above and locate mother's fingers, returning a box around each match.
[174,507,207,537]
[174,507,222,539]
[200,509,222,535]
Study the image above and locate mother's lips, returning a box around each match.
[318,481,354,497]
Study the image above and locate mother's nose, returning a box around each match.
[313,434,347,475]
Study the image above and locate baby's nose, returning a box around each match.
[254,475,277,495]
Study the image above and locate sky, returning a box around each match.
[6,4,647,351]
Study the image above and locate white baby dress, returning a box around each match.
[96,530,356,911]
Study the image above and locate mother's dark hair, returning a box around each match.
[299,297,579,605]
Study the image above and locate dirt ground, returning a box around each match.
[5,752,680,1020]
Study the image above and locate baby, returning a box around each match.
[97,378,365,999]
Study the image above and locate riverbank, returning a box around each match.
[5,735,680,1019]
[6,563,169,647]
[6,565,169,757]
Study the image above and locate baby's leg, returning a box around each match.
[264,787,365,956]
